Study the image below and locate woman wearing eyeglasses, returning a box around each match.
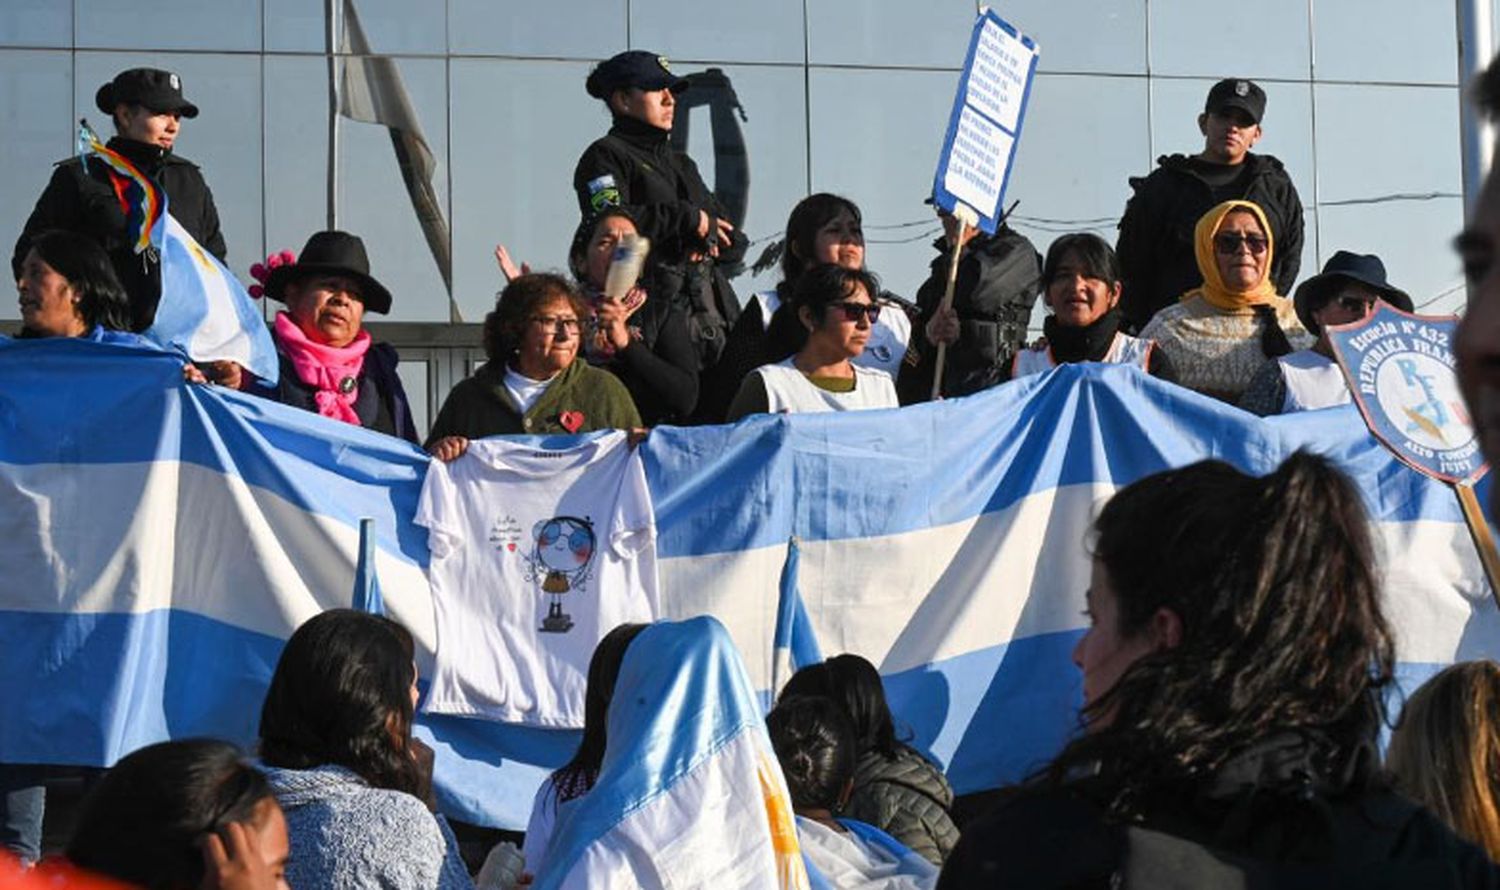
[1138,200,1312,402]
[425,273,641,461]
[725,263,898,421]
[1239,251,1413,415]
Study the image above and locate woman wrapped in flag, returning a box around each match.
[12,68,225,333]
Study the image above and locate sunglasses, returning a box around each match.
[1213,233,1270,256]
[831,301,881,323]
[1331,295,1377,314]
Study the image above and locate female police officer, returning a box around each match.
[574,50,748,420]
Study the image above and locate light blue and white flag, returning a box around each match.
[0,345,1493,830]
[353,517,386,615]
[535,616,808,889]
[771,536,824,696]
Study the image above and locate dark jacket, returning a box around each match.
[589,294,700,426]
[425,358,642,446]
[897,227,1042,403]
[13,137,226,333]
[573,115,747,400]
[255,341,419,445]
[844,746,961,867]
[938,734,1500,889]
[1115,152,1304,332]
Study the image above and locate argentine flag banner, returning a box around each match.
[0,344,1493,833]
[77,122,279,384]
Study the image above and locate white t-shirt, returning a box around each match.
[503,366,555,415]
[415,432,659,727]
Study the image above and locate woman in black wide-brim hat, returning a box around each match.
[245,231,419,443]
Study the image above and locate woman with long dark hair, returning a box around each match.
[781,655,959,865]
[64,738,288,890]
[15,229,137,341]
[258,610,472,889]
[939,453,1500,887]
[520,622,648,878]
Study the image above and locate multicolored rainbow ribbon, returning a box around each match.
[75,119,164,258]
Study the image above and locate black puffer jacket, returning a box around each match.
[843,746,961,866]
[13,137,226,333]
[1115,152,1304,333]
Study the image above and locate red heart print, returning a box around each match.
[507,542,516,551]
[559,411,585,433]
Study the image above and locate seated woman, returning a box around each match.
[1005,233,1174,382]
[258,610,473,889]
[497,208,700,424]
[725,263,899,421]
[15,229,144,344]
[520,623,647,880]
[1138,200,1312,403]
[1388,661,1500,861]
[766,695,938,890]
[781,655,959,866]
[63,738,289,890]
[426,273,642,460]
[1240,251,1413,415]
[939,453,1500,887]
[717,194,916,404]
[248,231,419,443]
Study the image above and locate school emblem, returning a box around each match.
[1329,304,1486,483]
[525,515,598,633]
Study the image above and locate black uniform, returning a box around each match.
[573,114,747,421]
[896,226,1042,404]
[12,136,226,333]
[1115,152,1304,333]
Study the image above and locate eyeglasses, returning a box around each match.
[1213,233,1270,256]
[831,302,881,323]
[1332,295,1377,314]
[530,315,580,333]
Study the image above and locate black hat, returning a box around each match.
[264,231,393,315]
[1204,78,1266,124]
[95,68,199,119]
[1293,251,1414,336]
[586,50,689,99]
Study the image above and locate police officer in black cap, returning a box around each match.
[1115,77,1305,333]
[12,67,227,333]
[573,50,748,420]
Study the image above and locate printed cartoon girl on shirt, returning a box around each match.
[528,516,598,633]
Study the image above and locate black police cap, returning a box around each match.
[95,68,199,119]
[585,51,688,99]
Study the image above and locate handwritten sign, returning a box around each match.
[932,10,1039,234]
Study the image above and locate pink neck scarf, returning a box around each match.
[274,311,372,425]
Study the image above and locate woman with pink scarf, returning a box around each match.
[250,231,418,443]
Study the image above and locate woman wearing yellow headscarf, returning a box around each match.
[1139,200,1312,402]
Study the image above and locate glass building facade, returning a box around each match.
[0,0,1482,433]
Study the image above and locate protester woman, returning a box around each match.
[781,655,959,866]
[1005,233,1174,381]
[767,695,939,889]
[717,194,916,405]
[939,453,1500,887]
[258,610,473,889]
[15,229,140,343]
[64,738,289,890]
[1138,200,1311,402]
[725,263,898,420]
[496,208,699,424]
[1388,661,1500,862]
[520,623,648,879]
[426,273,642,460]
[248,231,419,443]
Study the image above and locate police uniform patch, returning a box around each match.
[658,56,671,73]
[1234,80,1249,97]
[169,73,180,90]
[587,174,620,211]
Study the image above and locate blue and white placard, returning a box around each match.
[1330,304,1488,484]
[930,8,1039,234]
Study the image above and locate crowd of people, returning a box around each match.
[7,39,1500,890]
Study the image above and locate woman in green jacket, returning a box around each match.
[426,273,640,460]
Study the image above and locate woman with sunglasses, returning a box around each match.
[1240,251,1413,415]
[725,263,898,420]
[1138,200,1312,402]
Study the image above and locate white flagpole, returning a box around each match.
[326,0,342,231]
